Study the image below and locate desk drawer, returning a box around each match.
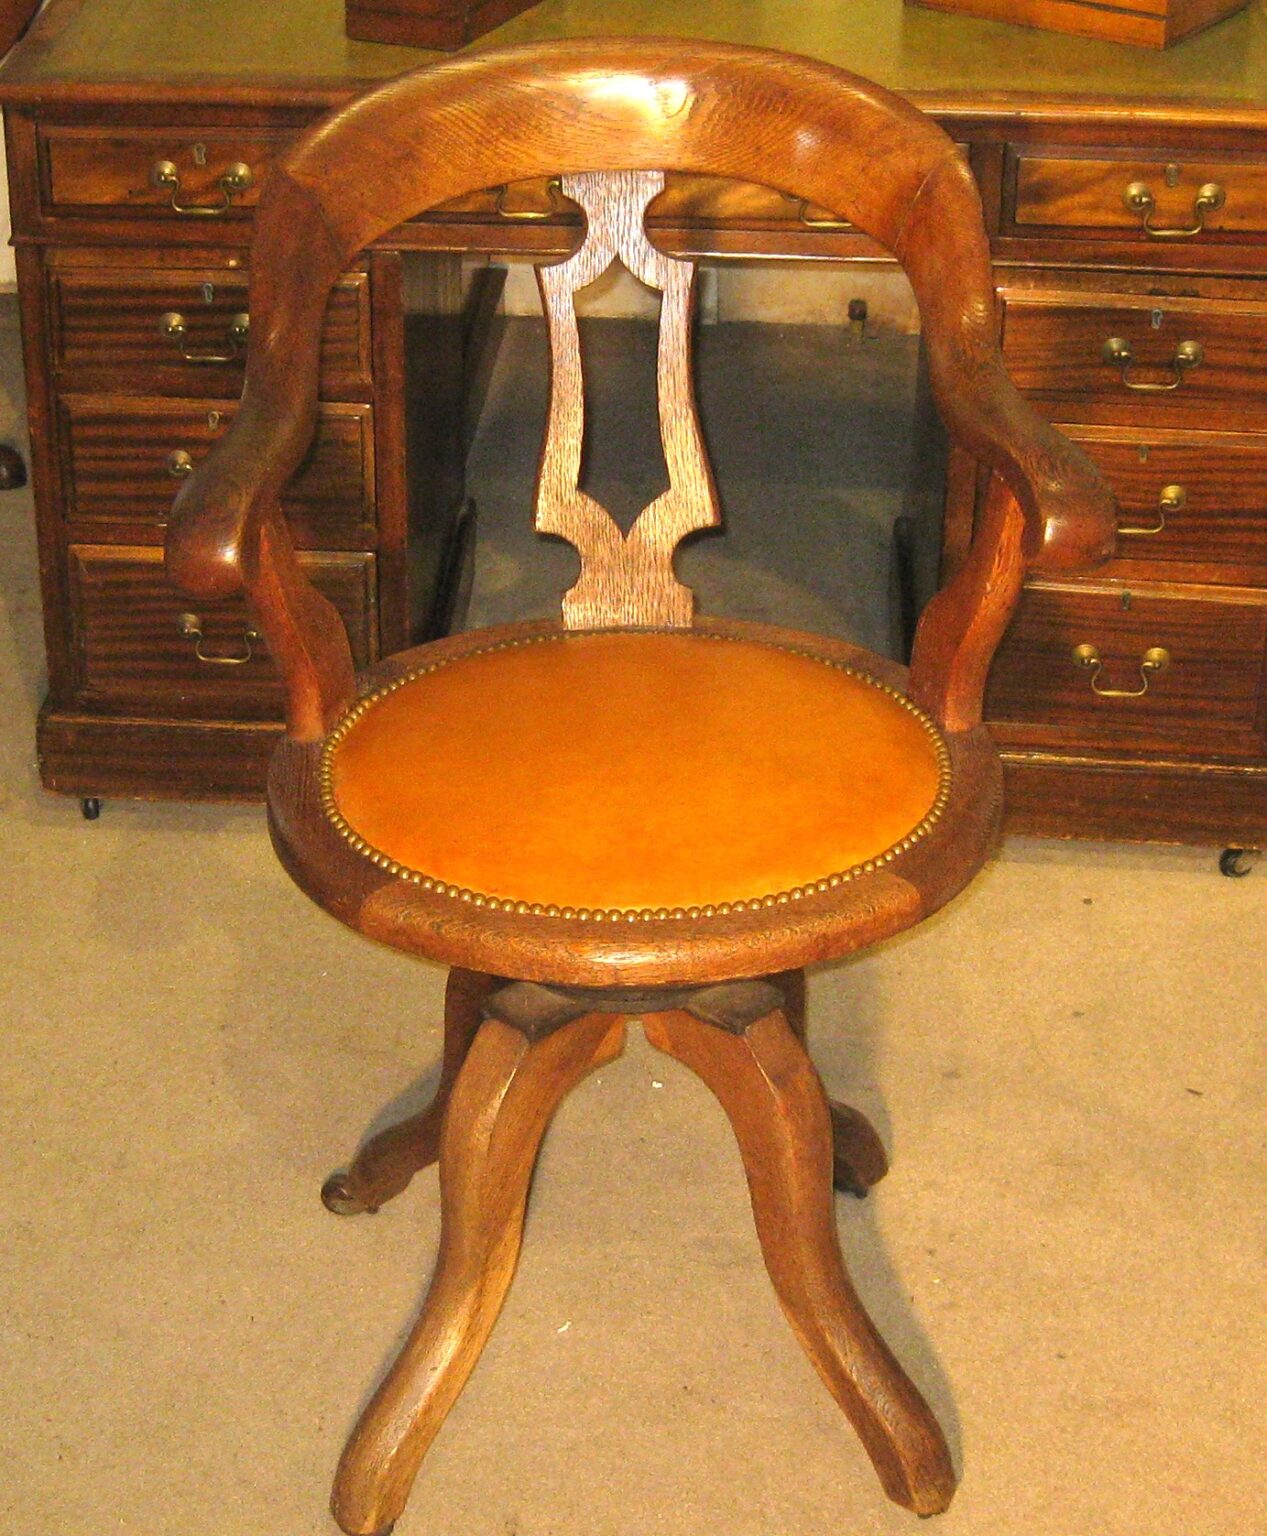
[428,173,853,232]
[67,545,377,718]
[60,397,375,549]
[49,265,372,397]
[1009,148,1267,243]
[40,125,291,219]
[1058,426,1267,581]
[1001,291,1267,430]
[986,580,1267,757]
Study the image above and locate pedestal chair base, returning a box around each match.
[324,968,954,1535]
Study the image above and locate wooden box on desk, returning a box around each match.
[908,0,1250,48]
[346,0,542,49]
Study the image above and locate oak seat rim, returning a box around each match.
[266,616,1004,987]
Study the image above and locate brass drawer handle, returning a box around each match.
[1118,483,1185,538]
[159,310,249,364]
[165,448,195,479]
[493,177,565,220]
[781,192,853,231]
[1102,336,1203,392]
[1123,179,1225,240]
[177,611,261,666]
[149,158,252,216]
[1071,642,1170,698]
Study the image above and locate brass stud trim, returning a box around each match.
[318,631,953,922]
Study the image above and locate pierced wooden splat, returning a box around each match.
[534,170,720,630]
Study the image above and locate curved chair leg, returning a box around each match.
[322,969,498,1215]
[774,969,889,1197]
[331,1006,626,1536]
[643,1000,955,1517]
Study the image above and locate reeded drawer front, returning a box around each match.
[986,581,1267,757]
[1059,426,1267,579]
[40,125,292,218]
[49,265,372,396]
[1009,149,1267,241]
[1001,291,1267,430]
[67,545,377,718]
[61,397,375,548]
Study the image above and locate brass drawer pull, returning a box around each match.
[1102,336,1203,392]
[493,177,565,220]
[177,611,261,666]
[1071,642,1170,698]
[159,309,249,364]
[1122,179,1225,240]
[1118,483,1185,538]
[165,448,195,479]
[149,158,252,216]
[781,192,853,231]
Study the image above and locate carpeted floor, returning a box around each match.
[1,297,1264,1536]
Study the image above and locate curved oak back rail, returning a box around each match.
[167,37,1115,740]
[163,40,1117,1536]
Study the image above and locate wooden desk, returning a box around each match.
[3,0,1267,846]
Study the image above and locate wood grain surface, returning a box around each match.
[167,39,1115,742]
[331,1008,625,1535]
[534,170,718,628]
[642,1004,955,1515]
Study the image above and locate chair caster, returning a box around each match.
[81,797,102,820]
[1219,847,1259,878]
[321,1171,379,1216]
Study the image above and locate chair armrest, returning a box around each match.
[906,367,1118,733]
[934,356,1119,579]
[907,426,1117,735]
[164,170,357,742]
[895,150,1118,732]
[165,389,355,741]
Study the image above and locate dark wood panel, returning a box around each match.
[60,395,375,548]
[50,264,372,397]
[986,579,1267,757]
[1001,753,1267,843]
[1056,425,1267,580]
[66,544,377,718]
[36,710,279,799]
[1001,291,1267,430]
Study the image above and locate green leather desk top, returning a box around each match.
[3,0,1267,116]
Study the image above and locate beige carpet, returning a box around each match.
[1,295,1265,1536]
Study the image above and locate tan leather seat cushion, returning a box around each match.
[326,630,947,915]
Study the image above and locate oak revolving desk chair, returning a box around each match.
[165,39,1117,1536]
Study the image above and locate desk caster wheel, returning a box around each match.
[81,797,102,821]
[1219,847,1258,878]
[321,1171,378,1216]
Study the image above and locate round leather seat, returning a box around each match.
[322,629,950,919]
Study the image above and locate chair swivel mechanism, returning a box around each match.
[165,39,1117,1536]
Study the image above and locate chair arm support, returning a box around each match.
[164,167,358,742]
[895,150,1119,581]
[164,391,355,742]
[894,151,1118,732]
[905,378,1117,733]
